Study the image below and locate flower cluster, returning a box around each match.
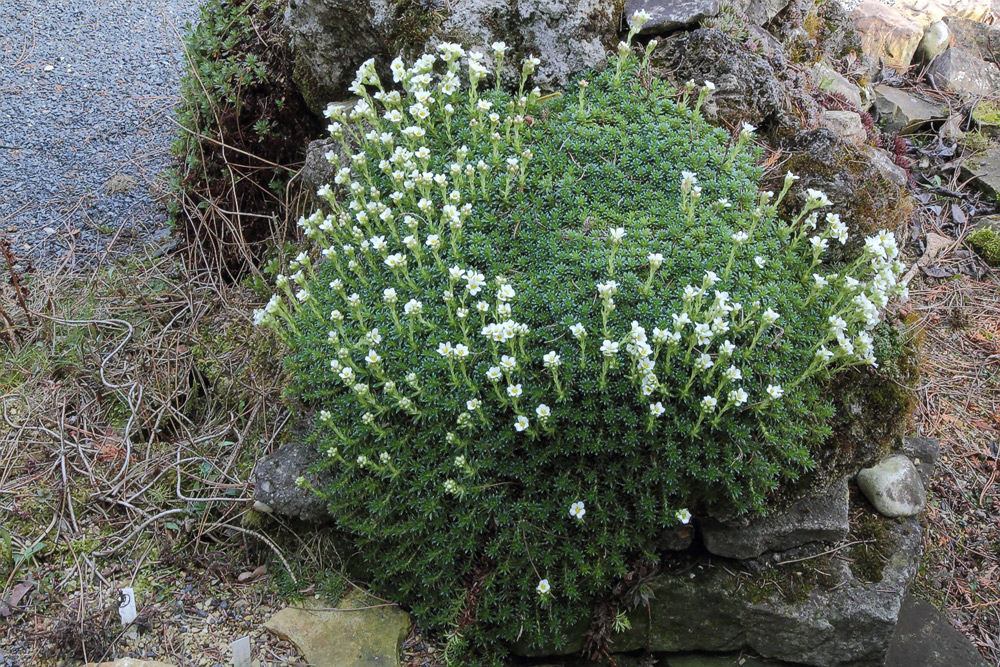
[256,27,908,659]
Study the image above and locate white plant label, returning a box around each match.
[232,636,252,667]
[118,587,137,626]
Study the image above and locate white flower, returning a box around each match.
[536,579,551,595]
[728,387,748,405]
[732,230,749,244]
[500,354,518,371]
[366,328,382,345]
[486,366,503,382]
[497,284,516,301]
[339,367,354,382]
[383,287,398,304]
[806,188,831,207]
[816,346,834,363]
[596,281,619,301]
[570,323,587,339]
[453,344,470,358]
[364,349,381,365]
[723,365,742,381]
[703,80,716,92]
[507,384,523,398]
[741,121,756,136]
[569,501,586,520]
[630,9,650,30]
[515,415,530,432]
[701,395,718,412]
[675,508,692,524]
[600,340,619,357]
[648,252,664,268]
[404,299,423,315]
[536,404,551,419]
[754,256,766,269]
[766,384,785,400]
[762,308,780,325]
[467,398,481,411]
[437,342,453,357]
[609,227,626,243]
[650,402,665,418]
[542,351,562,368]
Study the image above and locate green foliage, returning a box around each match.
[968,227,1000,265]
[261,43,906,659]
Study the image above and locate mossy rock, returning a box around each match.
[967,223,1000,265]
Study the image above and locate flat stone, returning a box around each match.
[927,46,1000,97]
[519,514,923,666]
[899,435,941,491]
[626,0,720,34]
[824,110,867,144]
[960,147,1000,198]
[253,439,333,522]
[945,16,1000,62]
[812,62,865,110]
[701,478,849,559]
[873,85,948,134]
[917,20,952,62]
[885,596,990,667]
[850,2,924,69]
[265,591,412,667]
[857,455,926,518]
[864,145,909,187]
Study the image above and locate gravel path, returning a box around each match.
[0,0,202,270]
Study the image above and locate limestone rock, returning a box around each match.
[850,2,924,69]
[857,455,926,518]
[824,110,868,144]
[886,596,991,667]
[253,440,332,522]
[265,591,412,667]
[927,46,1000,96]
[813,62,865,109]
[864,145,909,187]
[945,16,1000,63]
[873,84,947,134]
[518,516,924,667]
[625,0,721,34]
[653,28,792,129]
[960,147,1000,198]
[917,20,952,62]
[701,478,849,560]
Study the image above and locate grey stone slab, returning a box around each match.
[813,62,865,110]
[626,0,720,34]
[873,85,948,134]
[945,15,1000,63]
[885,596,990,667]
[927,46,1000,97]
[701,478,849,560]
[960,147,1000,198]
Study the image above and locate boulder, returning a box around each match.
[285,0,619,115]
[265,591,412,667]
[625,0,721,34]
[873,84,948,134]
[701,478,849,560]
[653,28,795,129]
[960,147,1000,198]
[917,20,952,63]
[518,515,924,667]
[899,435,941,490]
[850,2,924,69]
[927,46,1000,96]
[945,16,1000,63]
[253,440,332,522]
[812,62,865,110]
[824,110,868,144]
[857,455,926,518]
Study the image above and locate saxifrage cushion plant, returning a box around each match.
[254,12,908,660]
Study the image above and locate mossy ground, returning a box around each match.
[967,227,1000,265]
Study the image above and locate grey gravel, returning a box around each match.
[0,0,201,270]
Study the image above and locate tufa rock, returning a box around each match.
[285,0,618,115]
[265,591,412,667]
[701,477,849,560]
[653,28,792,129]
[625,0,721,34]
[857,455,926,518]
[927,46,1000,97]
[917,20,952,63]
[885,595,991,667]
[873,84,948,134]
[850,2,924,69]
[253,439,332,522]
[824,109,868,144]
